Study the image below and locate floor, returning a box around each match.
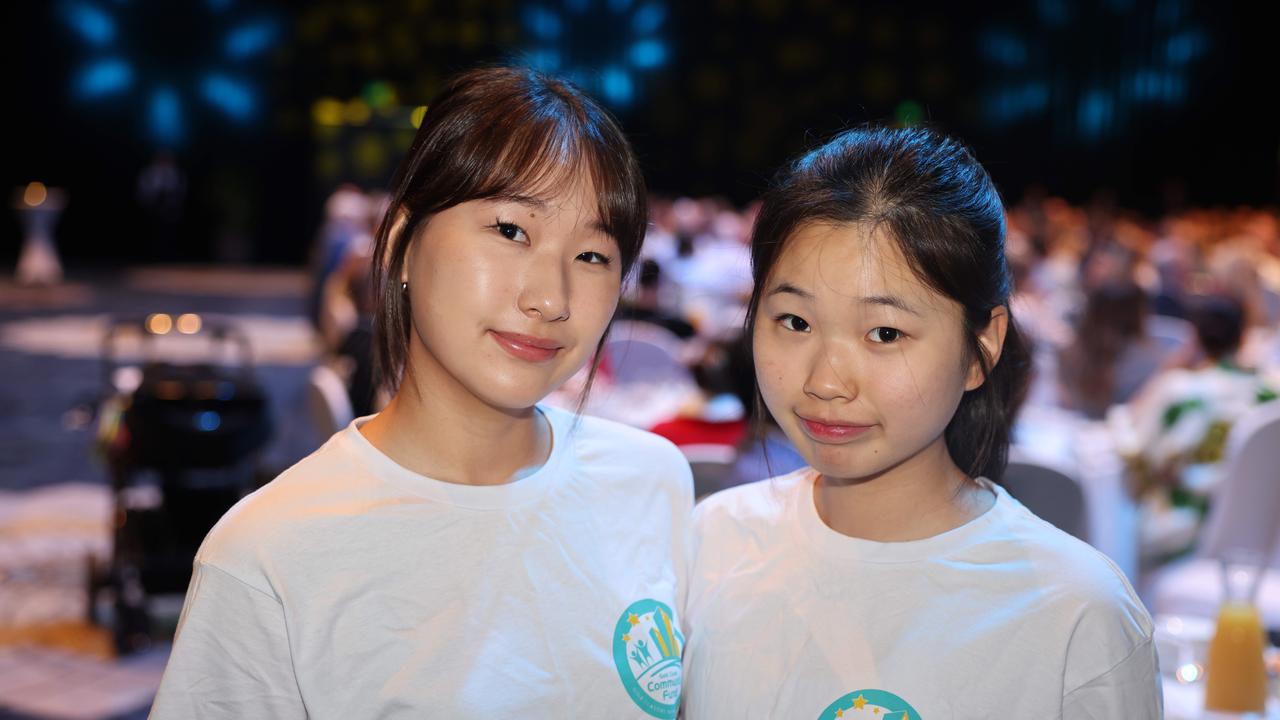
[0,267,324,719]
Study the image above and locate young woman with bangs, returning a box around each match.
[153,67,692,719]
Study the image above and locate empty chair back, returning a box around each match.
[1145,314,1195,355]
[1196,400,1280,562]
[307,364,355,440]
[604,322,691,385]
[1000,461,1088,541]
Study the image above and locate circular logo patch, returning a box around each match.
[818,689,921,720]
[612,598,683,719]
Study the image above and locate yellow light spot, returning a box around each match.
[622,634,630,642]
[627,613,639,627]
[312,98,344,126]
[410,105,427,128]
[23,182,47,207]
[146,313,173,335]
[836,710,844,718]
[344,98,371,125]
[175,313,202,334]
[853,695,867,710]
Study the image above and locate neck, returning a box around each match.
[812,438,993,542]
[359,365,549,486]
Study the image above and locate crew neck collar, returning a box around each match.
[342,404,573,510]
[789,468,1007,563]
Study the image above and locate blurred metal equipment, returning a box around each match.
[93,313,272,654]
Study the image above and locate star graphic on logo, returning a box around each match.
[623,633,631,642]
[853,695,868,710]
[627,613,640,626]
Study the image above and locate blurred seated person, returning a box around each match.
[308,185,372,333]
[648,333,806,491]
[1147,236,1195,319]
[1113,294,1278,559]
[1124,294,1278,475]
[1208,243,1280,369]
[648,334,750,459]
[1057,281,1168,419]
[615,259,696,339]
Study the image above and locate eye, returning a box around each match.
[867,327,903,344]
[577,251,613,266]
[489,219,528,243]
[776,313,810,333]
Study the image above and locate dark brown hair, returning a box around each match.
[1058,281,1147,417]
[746,125,1031,482]
[370,66,646,394]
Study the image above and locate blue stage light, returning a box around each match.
[631,3,665,34]
[524,6,564,40]
[61,1,115,46]
[519,0,669,109]
[148,86,183,146]
[60,1,278,146]
[980,1,1207,143]
[225,19,279,60]
[527,49,563,71]
[201,74,256,121]
[629,39,666,69]
[1077,89,1114,140]
[74,57,133,99]
[196,410,222,432]
[601,66,634,104]
[1165,30,1206,65]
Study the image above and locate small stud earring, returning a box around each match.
[401,281,408,292]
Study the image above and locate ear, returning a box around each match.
[964,305,1009,391]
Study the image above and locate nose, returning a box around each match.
[803,343,856,402]
[518,254,571,322]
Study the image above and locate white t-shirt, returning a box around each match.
[682,469,1161,720]
[151,405,693,719]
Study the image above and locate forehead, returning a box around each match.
[489,163,602,218]
[773,222,932,303]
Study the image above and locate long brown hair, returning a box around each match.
[370,67,647,395]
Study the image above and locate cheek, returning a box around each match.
[752,347,793,409]
[870,350,968,409]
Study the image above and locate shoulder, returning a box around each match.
[195,429,368,592]
[990,489,1154,662]
[998,489,1147,611]
[691,469,805,544]
[550,405,690,475]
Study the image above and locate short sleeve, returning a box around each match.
[1061,637,1162,720]
[150,562,306,719]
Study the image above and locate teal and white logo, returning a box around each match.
[612,598,683,719]
[819,689,921,719]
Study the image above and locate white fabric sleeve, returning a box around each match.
[150,562,306,719]
[1061,636,1163,720]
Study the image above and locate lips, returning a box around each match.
[797,414,874,443]
[489,330,564,362]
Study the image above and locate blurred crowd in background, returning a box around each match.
[309,183,1279,571]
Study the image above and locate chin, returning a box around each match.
[803,443,901,484]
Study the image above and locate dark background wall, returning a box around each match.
[7,0,1278,266]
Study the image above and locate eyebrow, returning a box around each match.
[766,282,922,316]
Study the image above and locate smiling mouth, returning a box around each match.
[489,330,564,363]
[798,415,874,443]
